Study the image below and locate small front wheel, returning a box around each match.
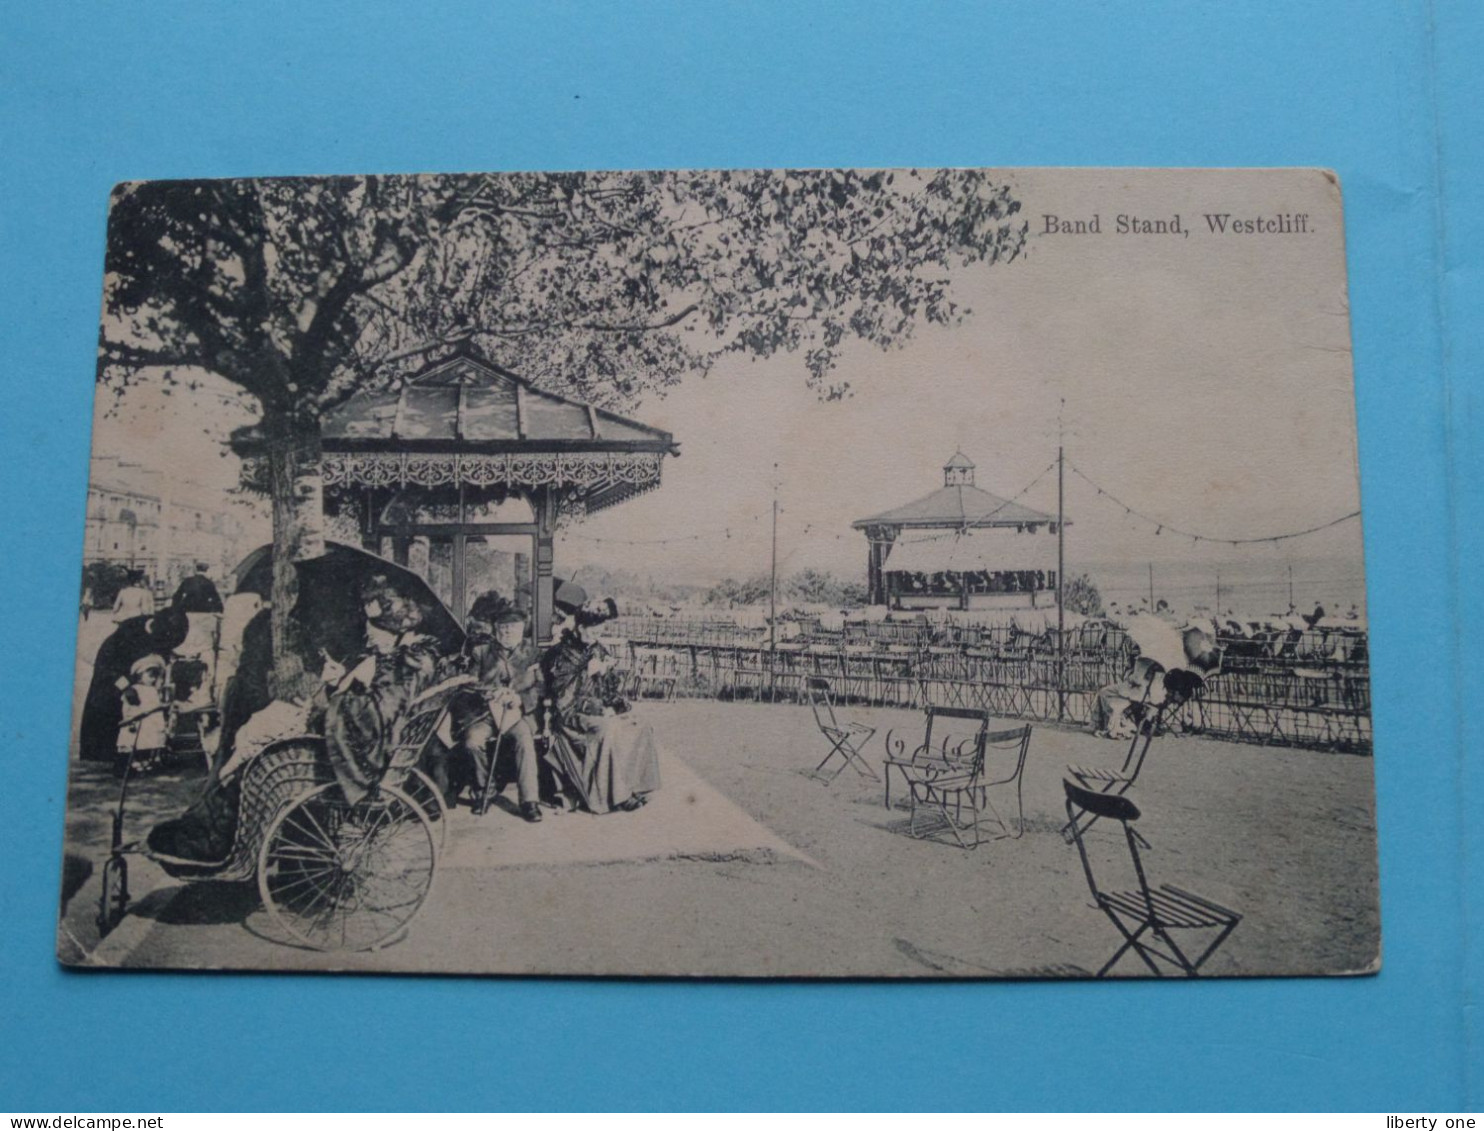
[96,855,129,937]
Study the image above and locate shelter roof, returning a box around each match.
[228,347,677,514]
[317,348,678,454]
[852,483,1055,529]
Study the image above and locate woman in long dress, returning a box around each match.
[541,597,661,814]
[321,577,440,804]
[79,605,189,764]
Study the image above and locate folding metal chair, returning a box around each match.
[883,704,988,809]
[894,712,991,849]
[806,676,879,783]
[646,649,681,701]
[977,724,1033,840]
[1061,666,1161,842]
[1063,779,1241,977]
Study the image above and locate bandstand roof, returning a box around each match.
[852,483,1054,530]
[233,347,679,514]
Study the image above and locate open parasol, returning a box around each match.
[1118,612,1223,702]
[233,540,466,659]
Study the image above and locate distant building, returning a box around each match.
[84,456,249,585]
[851,451,1063,610]
[84,457,165,577]
[163,486,249,587]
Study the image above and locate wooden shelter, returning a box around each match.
[851,451,1062,610]
[239,347,678,641]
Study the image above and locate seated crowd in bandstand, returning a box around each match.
[892,569,1053,597]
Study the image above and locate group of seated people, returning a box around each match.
[428,585,661,822]
[297,575,660,819]
[146,575,660,865]
[894,570,1052,597]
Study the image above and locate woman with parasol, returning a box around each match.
[1090,612,1224,739]
[317,574,443,804]
[148,546,461,863]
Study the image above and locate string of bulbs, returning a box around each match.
[1068,463,1360,545]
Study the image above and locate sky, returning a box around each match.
[92,168,1366,601]
[552,169,1365,587]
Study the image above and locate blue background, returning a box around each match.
[1,0,1478,1112]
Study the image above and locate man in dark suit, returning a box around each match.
[171,562,225,701]
[172,562,224,613]
[452,595,544,822]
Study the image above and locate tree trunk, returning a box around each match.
[264,419,326,700]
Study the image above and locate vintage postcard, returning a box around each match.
[59,167,1377,977]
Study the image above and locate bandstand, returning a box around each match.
[852,451,1062,611]
[244,347,678,642]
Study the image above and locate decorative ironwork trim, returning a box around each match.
[307,451,666,493]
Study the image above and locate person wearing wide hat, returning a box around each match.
[549,578,589,635]
[449,593,544,822]
[78,604,189,763]
[541,596,661,814]
[172,561,224,615]
[321,575,441,805]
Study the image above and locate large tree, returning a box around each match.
[100,169,1026,685]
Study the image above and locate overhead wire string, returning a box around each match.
[558,457,1351,553]
[1068,462,1361,545]
[563,460,1059,550]
[559,511,770,547]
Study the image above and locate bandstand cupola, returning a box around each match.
[943,449,976,487]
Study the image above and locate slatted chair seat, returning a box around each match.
[1064,780,1241,977]
[1099,885,1237,930]
[1060,665,1161,842]
[1067,764,1129,786]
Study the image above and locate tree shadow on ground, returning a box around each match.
[891,937,1096,978]
[59,853,94,916]
[66,763,206,850]
[132,880,258,926]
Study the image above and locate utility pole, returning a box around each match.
[1216,568,1222,615]
[1288,562,1295,609]
[1148,562,1155,609]
[1057,442,1065,721]
[768,469,779,702]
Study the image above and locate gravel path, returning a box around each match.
[59,698,1380,978]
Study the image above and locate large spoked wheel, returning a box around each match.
[399,768,449,854]
[257,782,437,952]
